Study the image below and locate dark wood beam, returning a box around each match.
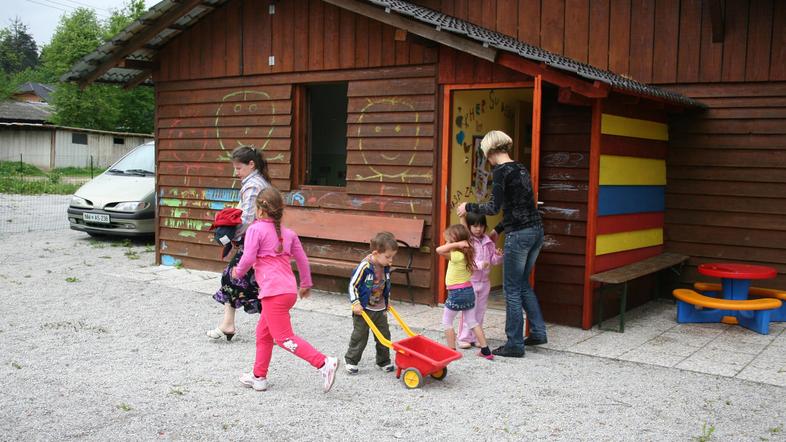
[710,0,724,43]
[121,59,158,70]
[557,87,593,106]
[322,0,497,62]
[497,53,609,98]
[79,0,205,88]
[123,70,152,90]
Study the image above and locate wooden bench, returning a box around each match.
[693,282,786,321]
[673,288,781,335]
[590,252,689,332]
[282,207,426,303]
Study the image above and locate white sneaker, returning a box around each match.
[319,356,338,393]
[238,372,268,391]
[345,364,359,375]
[378,363,395,372]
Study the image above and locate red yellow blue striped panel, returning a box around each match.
[594,245,664,273]
[597,186,665,216]
[596,212,664,235]
[600,155,666,186]
[601,114,669,141]
[596,228,663,256]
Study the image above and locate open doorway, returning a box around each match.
[441,85,538,307]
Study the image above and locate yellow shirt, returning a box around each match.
[445,250,472,286]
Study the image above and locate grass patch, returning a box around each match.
[11,361,22,369]
[0,177,80,195]
[124,250,140,260]
[0,161,45,176]
[116,403,133,412]
[65,277,79,283]
[693,422,715,442]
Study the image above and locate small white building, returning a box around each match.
[0,99,152,169]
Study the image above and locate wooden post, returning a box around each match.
[49,128,56,170]
[582,99,603,329]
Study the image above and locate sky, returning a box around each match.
[1,0,160,49]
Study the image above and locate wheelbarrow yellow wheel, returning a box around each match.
[402,368,422,389]
[431,367,447,380]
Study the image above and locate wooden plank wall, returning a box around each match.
[153,1,440,301]
[414,0,786,84]
[665,82,786,289]
[157,0,438,81]
[537,89,592,327]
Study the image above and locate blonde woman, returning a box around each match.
[456,130,546,358]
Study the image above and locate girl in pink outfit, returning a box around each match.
[232,187,338,393]
[457,212,503,349]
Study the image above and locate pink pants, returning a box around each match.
[458,279,490,344]
[253,293,326,378]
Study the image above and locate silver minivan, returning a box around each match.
[67,141,155,237]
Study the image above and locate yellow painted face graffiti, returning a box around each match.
[214,90,276,156]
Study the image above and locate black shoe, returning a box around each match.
[491,345,525,358]
[524,336,548,346]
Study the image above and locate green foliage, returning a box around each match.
[39,9,103,81]
[0,160,45,176]
[0,18,39,75]
[33,1,154,134]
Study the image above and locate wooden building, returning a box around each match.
[64,0,785,329]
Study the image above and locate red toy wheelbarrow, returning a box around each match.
[361,305,462,389]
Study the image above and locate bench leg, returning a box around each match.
[738,309,774,335]
[619,283,627,333]
[676,302,725,323]
[597,283,626,333]
[405,272,414,305]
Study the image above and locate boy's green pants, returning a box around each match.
[344,309,391,367]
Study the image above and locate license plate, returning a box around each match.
[83,213,110,224]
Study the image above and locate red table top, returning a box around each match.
[698,263,777,280]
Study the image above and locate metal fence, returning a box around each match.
[0,153,97,233]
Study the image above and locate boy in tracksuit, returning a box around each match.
[344,232,398,374]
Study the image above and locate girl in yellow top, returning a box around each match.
[436,224,493,360]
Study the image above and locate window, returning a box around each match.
[72,132,88,145]
[295,83,348,187]
[113,137,125,145]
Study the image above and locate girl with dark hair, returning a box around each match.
[457,212,503,349]
[232,187,338,393]
[207,145,271,341]
[436,224,494,360]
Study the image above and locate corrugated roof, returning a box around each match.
[0,122,153,138]
[0,101,53,123]
[61,0,229,86]
[62,0,701,107]
[368,0,702,107]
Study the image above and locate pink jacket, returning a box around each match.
[471,234,503,283]
[234,219,313,298]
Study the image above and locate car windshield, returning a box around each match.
[109,143,155,174]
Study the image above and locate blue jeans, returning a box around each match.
[502,226,545,351]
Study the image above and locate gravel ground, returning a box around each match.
[1,196,785,441]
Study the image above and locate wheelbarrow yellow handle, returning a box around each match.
[388,305,416,337]
[358,304,417,350]
[360,310,393,349]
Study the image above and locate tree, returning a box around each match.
[0,18,39,75]
[43,1,154,134]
